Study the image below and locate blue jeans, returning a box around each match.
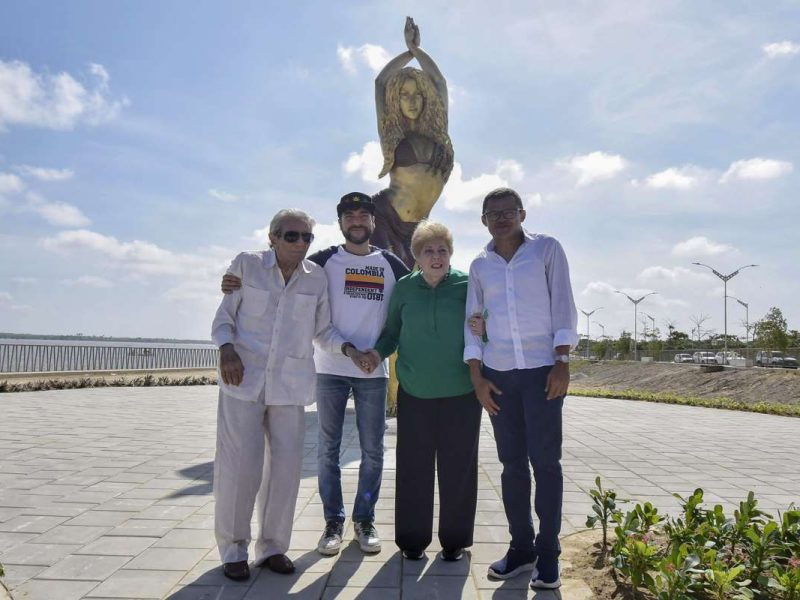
[316,374,387,523]
[484,365,563,557]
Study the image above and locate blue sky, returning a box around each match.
[1,1,798,341]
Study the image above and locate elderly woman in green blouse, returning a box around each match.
[366,221,481,562]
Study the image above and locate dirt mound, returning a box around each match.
[571,361,800,405]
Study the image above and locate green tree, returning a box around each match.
[754,306,789,351]
[615,331,633,360]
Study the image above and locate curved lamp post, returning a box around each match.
[614,291,657,361]
[579,307,602,359]
[692,263,758,356]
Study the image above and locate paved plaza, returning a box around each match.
[1,386,798,599]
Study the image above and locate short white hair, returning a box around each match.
[269,208,315,236]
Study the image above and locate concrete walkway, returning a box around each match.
[0,386,798,599]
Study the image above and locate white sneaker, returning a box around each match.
[353,520,381,553]
[317,520,343,556]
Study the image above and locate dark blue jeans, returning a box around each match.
[316,374,387,523]
[484,365,563,557]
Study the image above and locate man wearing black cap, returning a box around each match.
[222,192,409,557]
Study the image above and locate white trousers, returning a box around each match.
[213,390,305,564]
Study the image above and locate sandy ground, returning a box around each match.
[571,360,800,405]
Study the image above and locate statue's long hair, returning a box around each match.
[378,67,453,181]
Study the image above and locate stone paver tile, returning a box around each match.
[328,557,401,587]
[179,561,252,587]
[34,525,110,545]
[402,574,478,599]
[167,585,249,600]
[323,588,400,600]
[125,547,207,571]
[242,570,328,600]
[110,519,180,537]
[77,535,158,556]
[38,554,131,580]
[152,528,215,549]
[10,578,99,600]
[470,563,531,590]
[0,542,80,566]
[0,515,68,534]
[93,499,155,512]
[136,504,198,521]
[403,553,472,576]
[85,569,184,598]
[0,564,47,589]
[0,532,36,553]
[177,513,214,529]
[66,511,137,527]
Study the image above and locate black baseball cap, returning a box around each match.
[337,192,376,217]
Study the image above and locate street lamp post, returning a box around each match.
[644,313,656,358]
[593,321,606,359]
[692,263,758,356]
[615,291,657,361]
[579,307,603,359]
[728,295,750,356]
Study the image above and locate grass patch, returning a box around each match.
[0,374,217,393]
[570,387,800,417]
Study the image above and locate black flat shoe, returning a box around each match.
[402,549,424,560]
[265,553,295,574]
[223,560,250,581]
[442,548,464,561]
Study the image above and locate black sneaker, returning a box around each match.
[317,520,344,556]
[441,548,464,561]
[487,548,537,580]
[530,554,561,589]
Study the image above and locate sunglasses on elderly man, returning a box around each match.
[280,231,314,243]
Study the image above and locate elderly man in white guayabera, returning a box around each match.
[210,208,345,582]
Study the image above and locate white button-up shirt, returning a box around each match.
[211,250,344,405]
[463,231,578,371]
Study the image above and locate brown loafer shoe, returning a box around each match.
[265,553,295,574]
[223,560,250,581]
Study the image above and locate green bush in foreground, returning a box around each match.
[586,478,800,599]
[570,388,800,418]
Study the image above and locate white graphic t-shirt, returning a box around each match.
[309,245,409,378]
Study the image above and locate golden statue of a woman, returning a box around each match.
[371,17,454,267]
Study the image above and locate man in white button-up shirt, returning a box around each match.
[211,208,344,582]
[463,188,578,591]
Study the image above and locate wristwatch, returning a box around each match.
[554,354,570,364]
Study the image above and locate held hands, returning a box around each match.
[221,274,242,294]
[545,362,570,401]
[345,346,382,375]
[219,344,244,386]
[404,16,420,52]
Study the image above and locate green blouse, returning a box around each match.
[374,268,474,399]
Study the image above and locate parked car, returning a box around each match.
[715,351,743,365]
[693,351,717,364]
[755,351,799,369]
[673,353,694,364]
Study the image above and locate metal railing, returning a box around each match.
[0,344,219,374]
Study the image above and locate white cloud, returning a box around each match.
[208,188,239,202]
[581,281,617,295]
[62,275,113,288]
[719,158,793,183]
[442,159,525,212]
[337,44,390,75]
[26,192,91,227]
[763,41,800,58]
[14,165,74,181]
[638,265,716,286]
[0,59,127,131]
[0,291,11,303]
[0,172,25,195]
[557,151,628,186]
[343,141,383,183]
[643,166,699,190]
[671,236,735,257]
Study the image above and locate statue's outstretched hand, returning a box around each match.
[404,16,420,51]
